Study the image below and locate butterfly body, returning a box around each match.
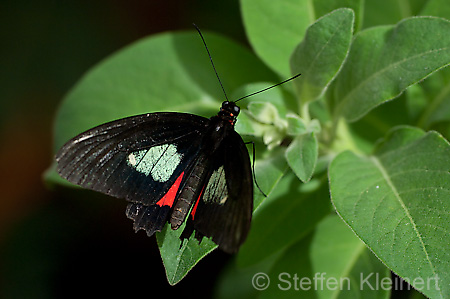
[56,101,253,253]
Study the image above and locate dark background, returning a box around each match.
[0,0,246,297]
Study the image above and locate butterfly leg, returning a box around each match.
[245,141,267,197]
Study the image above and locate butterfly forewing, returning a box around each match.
[56,112,209,206]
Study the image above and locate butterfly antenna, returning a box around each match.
[234,73,301,103]
[193,23,229,102]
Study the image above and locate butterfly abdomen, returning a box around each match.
[170,154,210,229]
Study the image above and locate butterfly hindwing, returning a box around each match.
[181,130,253,253]
[56,112,208,208]
[125,170,186,236]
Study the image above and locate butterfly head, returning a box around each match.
[218,101,240,125]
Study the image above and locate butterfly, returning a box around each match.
[55,25,300,253]
[56,99,255,253]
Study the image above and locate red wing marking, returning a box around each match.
[156,172,185,207]
[190,185,205,220]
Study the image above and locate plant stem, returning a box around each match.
[300,101,311,123]
[416,83,450,129]
[329,118,364,156]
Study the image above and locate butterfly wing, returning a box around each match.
[56,112,209,234]
[181,130,253,253]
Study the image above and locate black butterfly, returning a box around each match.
[56,100,252,253]
[55,25,300,253]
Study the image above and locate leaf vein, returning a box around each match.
[370,156,439,285]
[337,47,450,117]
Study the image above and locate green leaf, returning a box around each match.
[244,101,290,149]
[363,0,427,29]
[290,8,354,103]
[240,0,314,76]
[156,222,217,285]
[215,249,283,299]
[234,110,268,137]
[253,149,289,210]
[405,83,429,121]
[420,0,450,20]
[263,215,390,298]
[155,149,288,285]
[346,93,419,153]
[411,289,430,299]
[231,81,297,115]
[240,0,364,77]
[362,0,404,28]
[333,16,450,122]
[329,126,450,298]
[247,102,280,124]
[417,67,450,128]
[236,101,291,149]
[285,132,319,183]
[233,81,296,138]
[286,113,307,136]
[237,173,331,268]
[52,31,277,153]
[313,0,363,32]
[373,125,426,155]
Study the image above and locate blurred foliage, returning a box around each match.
[1,0,243,297]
